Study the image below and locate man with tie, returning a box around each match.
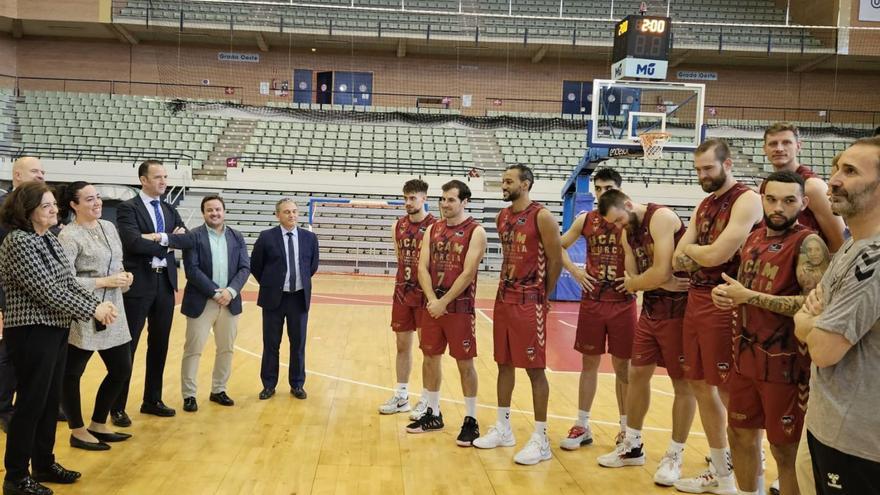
[112,160,188,426]
[251,198,320,400]
[180,195,250,412]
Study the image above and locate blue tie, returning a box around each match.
[150,200,165,233]
[287,232,298,291]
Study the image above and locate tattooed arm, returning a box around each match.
[672,207,701,273]
[796,234,830,293]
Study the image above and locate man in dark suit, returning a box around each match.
[0,156,47,432]
[251,198,319,400]
[179,195,250,412]
[112,160,189,426]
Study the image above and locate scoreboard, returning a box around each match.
[611,15,672,80]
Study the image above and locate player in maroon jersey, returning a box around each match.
[761,122,845,252]
[406,180,487,448]
[594,190,697,487]
[472,165,562,465]
[556,168,637,450]
[378,179,437,419]
[712,171,830,495]
[672,138,764,494]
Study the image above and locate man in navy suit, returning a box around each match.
[179,195,250,412]
[251,198,319,400]
[112,160,190,425]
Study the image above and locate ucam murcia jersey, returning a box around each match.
[394,213,436,306]
[497,201,547,304]
[581,210,633,302]
[427,216,480,313]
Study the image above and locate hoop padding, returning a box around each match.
[639,131,672,162]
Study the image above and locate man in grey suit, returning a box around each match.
[179,195,250,412]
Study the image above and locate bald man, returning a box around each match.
[0,157,46,431]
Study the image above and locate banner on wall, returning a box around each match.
[859,0,880,21]
[218,52,260,63]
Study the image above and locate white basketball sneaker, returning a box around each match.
[472,423,516,449]
[653,450,683,486]
[559,424,593,451]
[408,396,428,421]
[596,438,646,468]
[377,394,410,415]
[673,469,736,495]
[514,433,552,465]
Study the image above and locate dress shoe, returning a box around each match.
[183,397,198,412]
[110,410,131,428]
[87,430,132,443]
[209,392,234,406]
[258,388,275,400]
[2,476,52,495]
[140,401,176,417]
[69,435,109,451]
[291,387,307,400]
[32,463,81,484]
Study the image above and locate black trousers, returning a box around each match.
[260,291,308,390]
[0,338,16,414]
[808,429,880,495]
[114,271,175,411]
[3,325,68,482]
[62,343,132,429]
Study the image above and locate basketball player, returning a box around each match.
[762,122,845,252]
[472,165,562,465]
[557,167,637,450]
[594,190,696,487]
[378,179,435,420]
[406,180,486,449]
[712,171,830,495]
[672,138,763,494]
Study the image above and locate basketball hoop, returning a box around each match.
[638,131,671,162]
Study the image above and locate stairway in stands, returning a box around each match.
[197,119,256,180]
[468,129,506,191]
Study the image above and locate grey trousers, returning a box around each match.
[181,300,240,398]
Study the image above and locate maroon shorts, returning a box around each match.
[574,298,637,359]
[390,301,422,332]
[682,288,734,386]
[419,310,477,360]
[727,372,806,445]
[493,300,547,369]
[631,316,686,379]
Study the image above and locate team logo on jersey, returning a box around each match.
[781,415,796,436]
[462,339,472,354]
[455,230,465,237]
[769,243,783,252]
[517,217,527,224]
[419,226,427,233]
[716,362,730,381]
[526,346,536,362]
[678,355,686,364]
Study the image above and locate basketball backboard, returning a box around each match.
[588,79,706,154]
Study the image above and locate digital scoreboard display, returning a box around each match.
[612,15,672,64]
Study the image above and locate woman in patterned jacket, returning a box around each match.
[0,181,118,495]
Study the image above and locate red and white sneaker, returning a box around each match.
[559,424,593,451]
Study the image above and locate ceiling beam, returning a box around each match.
[793,54,834,73]
[106,24,138,45]
[668,50,692,68]
[531,45,548,63]
[11,19,22,39]
[256,33,269,52]
[397,39,406,58]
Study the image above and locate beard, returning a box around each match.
[700,170,728,193]
[764,212,798,232]
[405,206,422,215]
[503,189,521,202]
[830,181,880,218]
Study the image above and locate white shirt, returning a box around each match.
[281,225,302,292]
[139,190,169,268]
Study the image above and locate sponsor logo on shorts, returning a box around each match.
[717,362,730,381]
[826,473,842,490]
[526,346,536,362]
[462,339,472,354]
[730,412,747,421]
[781,415,795,436]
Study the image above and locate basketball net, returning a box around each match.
[638,131,671,163]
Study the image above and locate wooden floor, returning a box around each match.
[0,273,777,494]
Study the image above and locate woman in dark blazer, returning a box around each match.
[0,182,118,495]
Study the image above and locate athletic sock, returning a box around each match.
[577,410,590,428]
[625,426,642,446]
[396,383,408,399]
[420,388,428,402]
[619,415,628,433]
[710,447,732,477]
[534,421,548,439]
[668,440,686,455]
[464,396,477,418]
[498,407,511,429]
[426,391,440,414]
